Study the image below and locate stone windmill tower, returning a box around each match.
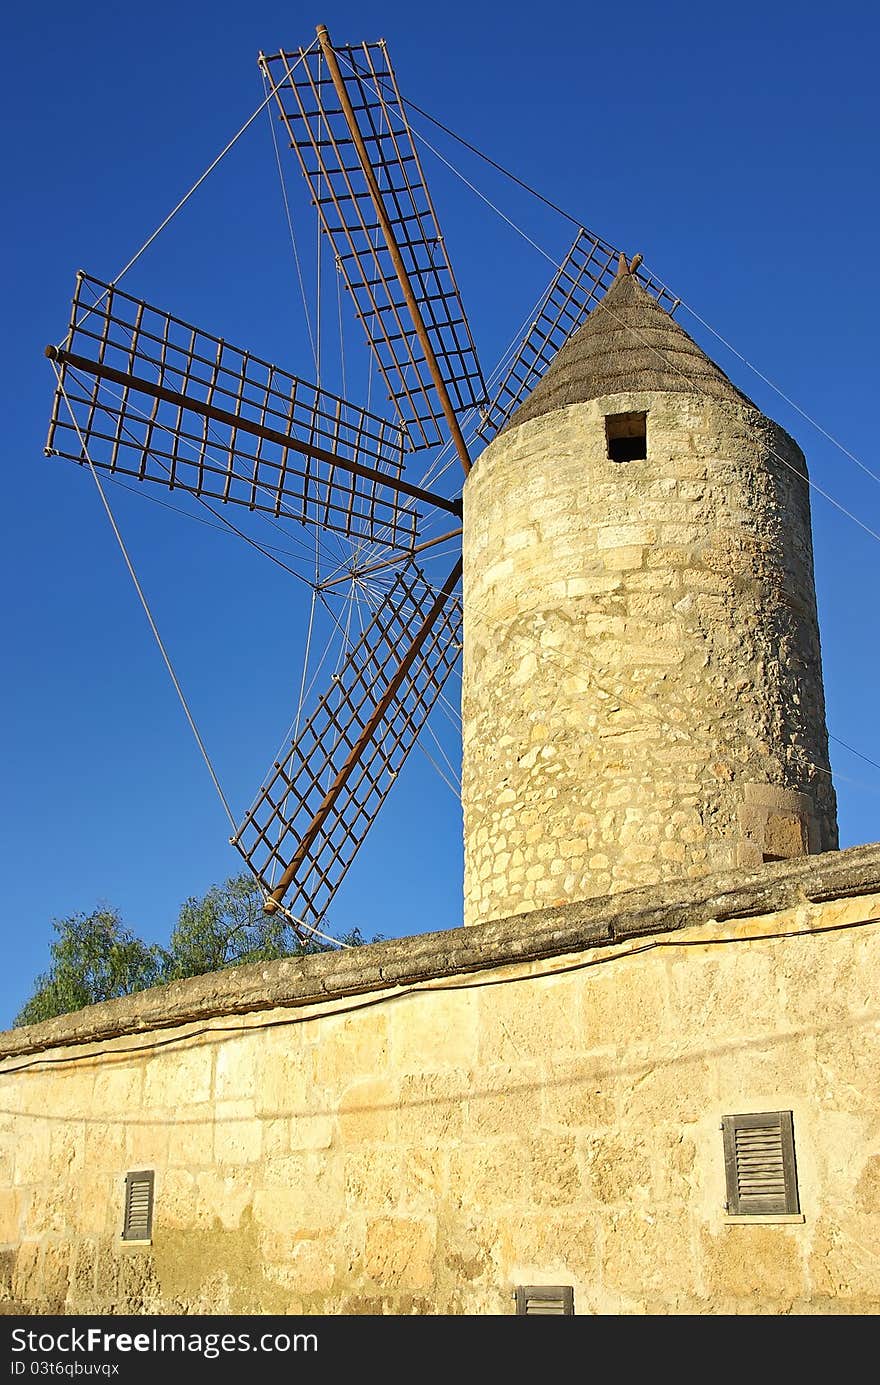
[43,24,839,939]
[462,257,838,926]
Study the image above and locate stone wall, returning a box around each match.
[1,844,878,1316]
[462,391,837,926]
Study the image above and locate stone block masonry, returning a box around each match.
[0,844,878,1315]
[462,390,837,926]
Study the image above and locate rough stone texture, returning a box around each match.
[3,841,877,1063]
[1,847,879,1316]
[462,388,838,925]
[502,269,752,431]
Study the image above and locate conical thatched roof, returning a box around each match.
[503,263,753,432]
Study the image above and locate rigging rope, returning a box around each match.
[336,50,556,267]
[269,585,320,891]
[49,35,880,913]
[336,258,348,401]
[675,302,880,490]
[268,894,351,949]
[588,292,880,549]
[56,370,359,946]
[73,369,332,582]
[53,367,238,832]
[420,720,462,794]
[262,66,319,374]
[292,588,319,746]
[338,48,879,503]
[828,734,880,776]
[62,44,317,351]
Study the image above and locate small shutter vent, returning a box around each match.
[722,1111,799,1216]
[122,1170,155,1241]
[515,1285,574,1315]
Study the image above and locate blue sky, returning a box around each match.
[3,0,879,1027]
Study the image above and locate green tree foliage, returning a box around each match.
[14,908,165,1027]
[15,875,381,1026]
[163,873,318,981]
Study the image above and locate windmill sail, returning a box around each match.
[477,230,680,442]
[232,557,462,932]
[263,39,487,452]
[45,273,460,550]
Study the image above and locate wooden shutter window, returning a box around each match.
[722,1111,799,1216]
[515,1286,574,1315]
[122,1170,155,1241]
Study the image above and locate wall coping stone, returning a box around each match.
[3,841,880,1060]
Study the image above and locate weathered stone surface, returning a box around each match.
[541,1061,615,1129]
[167,1121,214,1168]
[0,1190,19,1243]
[337,1077,397,1146]
[144,1046,211,1109]
[467,1062,543,1140]
[85,1122,127,1172]
[699,1223,808,1301]
[602,1209,697,1302]
[39,1241,71,1310]
[3,844,880,1062]
[92,1064,143,1113]
[808,1211,880,1299]
[69,1239,96,1302]
[0,865,877,1314]
[362,1217,435,1290]
[214,1119,262,1166]
[502,1211,598,1278]
[854,1155,880,1213]
[398,1071,468,1142]
[193,1172,253,1231]
[462,389,837,925]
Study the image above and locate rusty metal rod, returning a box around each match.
[263,554,462,914]
[315,24,472,477]
[318,526,462,589]
[268,49,438,450]
[45,345,461,518]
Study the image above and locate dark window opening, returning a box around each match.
[722,1111,800,1217]
[122,1170,155,1241]
[605,411,647,462]
[515,1285,575,1315]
